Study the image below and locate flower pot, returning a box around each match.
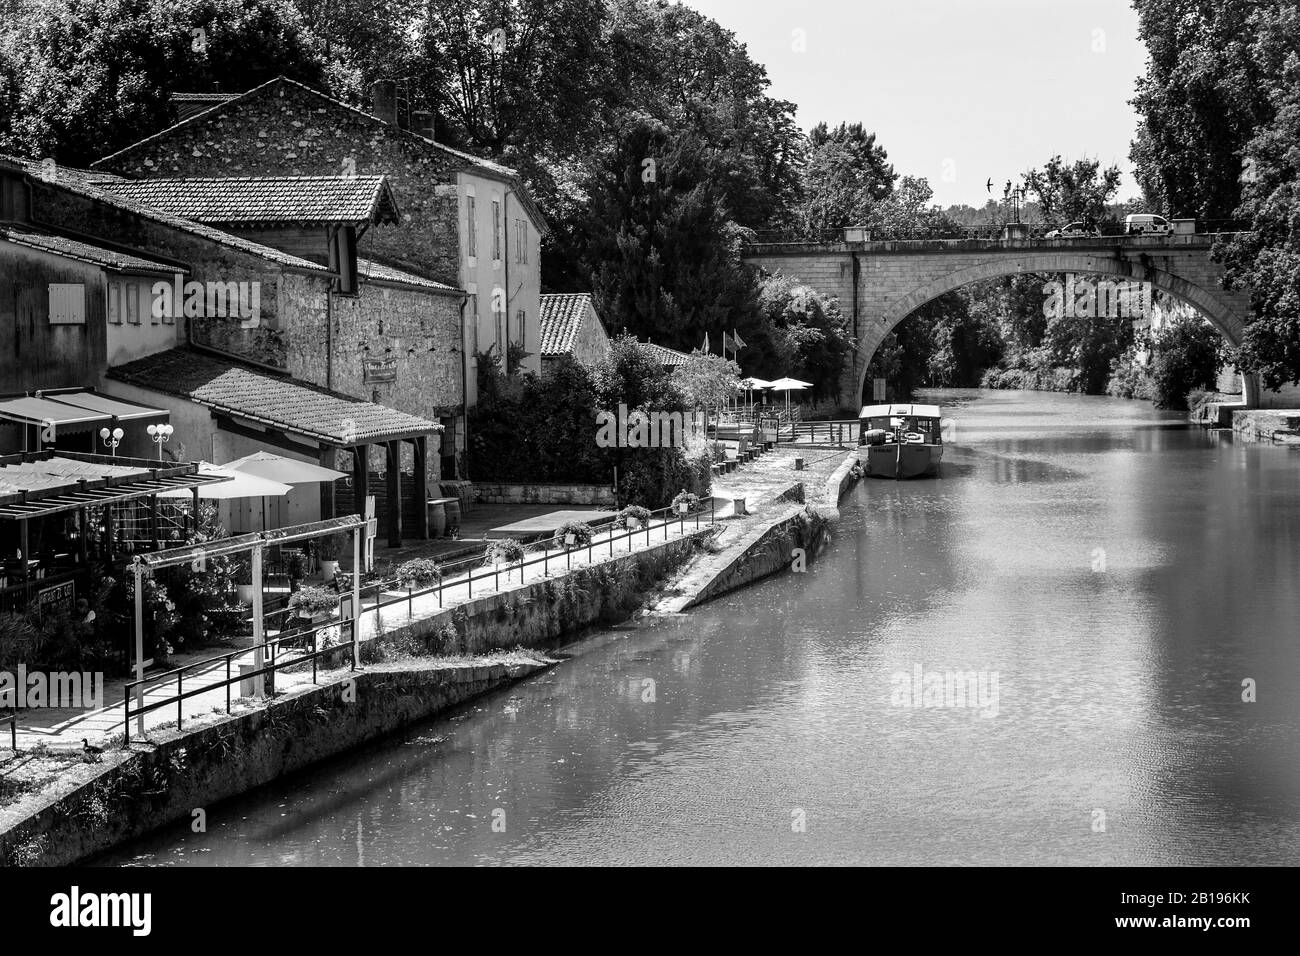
[564,534,576,546]
[627,518,641,531]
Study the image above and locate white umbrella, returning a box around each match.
[159,463,291,532]
[767,377,813,412]
[223,450,347,484]
[738,377,773,412]
[157,464,292,500]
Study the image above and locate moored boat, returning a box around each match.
[858,403,944,479]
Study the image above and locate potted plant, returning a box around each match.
[317,532,345,580]
[671,490,700,515]
[235,560,255,605]
[396,557,442,590]
[285,550,306,592]
[288,584,338,625]
[556,520,593,547]
[484,538,526,581]
[618,505,651,531]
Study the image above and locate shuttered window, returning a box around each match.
[48,284,86,325]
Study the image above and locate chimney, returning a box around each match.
[371,80,397,126]
[412,110,435,142]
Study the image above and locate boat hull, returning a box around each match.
[865,442,942,479]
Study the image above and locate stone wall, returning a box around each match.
[474,482,616,506]
[96,79,466,286]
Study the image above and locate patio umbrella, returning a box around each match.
[767,377,813,411]
[223,450,347,485]
[157,463,291,531]
[738,377,772,411]
[157,464,292,500]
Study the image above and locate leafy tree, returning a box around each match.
[866,175,962,239]
[753,273,851,402]
[1148,315,1223,409]
[1218,4,1300,387]
[1021,155,1123,226]
[1130,0,1273,220]
[674,351,740,410]
[582,116,758,351]
[795,121,895,236]
[0,0,324,165]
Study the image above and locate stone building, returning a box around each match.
[538,293,611,375]
[0,153,446,545]
[91,75,550,402]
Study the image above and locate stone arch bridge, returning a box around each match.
[743,233,1258,406]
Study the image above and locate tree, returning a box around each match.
[795,121,895,236]
[0,0,325,165]
[1218,4,1300,387]
[1148,315,1223,409]
[753,273,851,403]
[1021,155,1123,226]
[674,351,740,411]
[582,116,758,351]
[1130,0,1273,220]
[866,175,962,240]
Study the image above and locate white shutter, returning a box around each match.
[48,283,86,325]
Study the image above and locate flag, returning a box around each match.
[722,332,736,353]
[701,331,710,353]
[732,329,747,350]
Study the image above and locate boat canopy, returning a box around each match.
[859,404,942,419]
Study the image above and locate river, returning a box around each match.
[103,389,1300,866]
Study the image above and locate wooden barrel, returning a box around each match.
[444,496,462,534]
[428,501,447,537]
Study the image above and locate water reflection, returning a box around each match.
[103,390,1300,866]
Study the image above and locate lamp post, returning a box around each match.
[99,426,124,457]
[146,423,174,460]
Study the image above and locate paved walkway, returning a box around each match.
[6,508,711,752]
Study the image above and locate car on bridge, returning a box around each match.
[1045,222,1103,239]
[1124,213,1173,236]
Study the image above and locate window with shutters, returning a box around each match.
[125,283,140,325]
[469,294,479,355]
[515,220,527,263]
[48,284,86,325]
[466,195,477,259]
[107,282,121,324]
[514,309,525,345]
[492,200,501,261]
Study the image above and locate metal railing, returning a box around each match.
[120,500,717,740]
[123,617,357,746]
[743,219,1252,247]
[787,420,859,445]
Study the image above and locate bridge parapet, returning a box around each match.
[744,232,1247,258]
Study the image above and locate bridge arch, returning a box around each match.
[857,252,1258,407]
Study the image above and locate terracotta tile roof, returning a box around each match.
[0,225,184,276]
[357,259,460,294]
[539,293,595,356]
[93,76,518,179]
[88,76,550,235]
[108,348,442,446]
[0,153,329,274]
[102,176,401,226]
[638,341,691,368]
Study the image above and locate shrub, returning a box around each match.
[484,538,526,565]
[1148,317,1222,410]
[288,585,338,617]
[395,558,442,589]
[555,520,593,546]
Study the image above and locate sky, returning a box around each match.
[681,0,1149,208]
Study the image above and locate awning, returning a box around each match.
[0,390,169,432]
[43,391,168,421]
[0,396,106,431]
[0,452,231,520]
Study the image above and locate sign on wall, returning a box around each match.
[38,580,76,620]
[363,357,398,384]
